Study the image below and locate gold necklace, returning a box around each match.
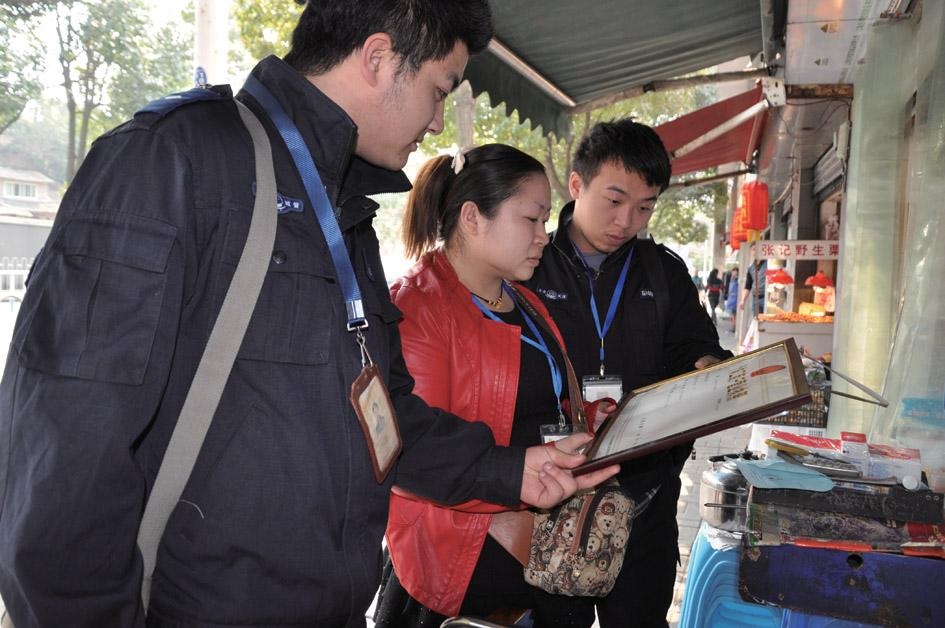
[473,290,504,308]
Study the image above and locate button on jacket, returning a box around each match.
[385,251,567,617]
[0,56,525,628]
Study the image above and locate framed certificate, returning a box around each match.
[576,339,810,474]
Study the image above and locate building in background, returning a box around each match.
[0,165,58,305]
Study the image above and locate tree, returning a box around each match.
[227,0,727,247]
[102,20,192,131]
[0,2,53,135]
[232,0,302,60]
[0,96,69,186]
[423,85,720,245]
[54,0,191,181]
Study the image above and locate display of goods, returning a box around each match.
[758,312,834,323]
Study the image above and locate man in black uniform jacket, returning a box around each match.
[0,3,617,626]
[526,120,731,627]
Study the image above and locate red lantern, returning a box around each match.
[742,181,769,231]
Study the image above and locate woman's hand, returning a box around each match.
[519,432,619,509]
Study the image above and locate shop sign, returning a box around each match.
[754,240,839,260]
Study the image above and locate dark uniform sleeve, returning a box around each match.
[660,249,732,377]
[383,302,525,508]
[0,126,192,627]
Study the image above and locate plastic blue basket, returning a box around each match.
[678,523,876,628]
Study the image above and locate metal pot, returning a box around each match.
[699,453,753,532]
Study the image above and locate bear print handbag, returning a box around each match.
[524,482,633,597]
[499,284,635,597]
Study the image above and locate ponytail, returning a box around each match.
[402,144,546,259]
[403,155,454,259]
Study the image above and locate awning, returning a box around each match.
[464,0,763,137]
[655,85,768,177]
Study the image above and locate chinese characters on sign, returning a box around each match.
[754,240,839,260]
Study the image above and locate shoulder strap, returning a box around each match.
[505,283,587,432]
[135,100,278,610]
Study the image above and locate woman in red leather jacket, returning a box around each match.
[375,144,607,627]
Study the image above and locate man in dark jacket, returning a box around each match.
[526,120,731,627]
[0,3,615,626]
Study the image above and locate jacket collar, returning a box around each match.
[550,201,637,270]
[240,56,411,222]
[428,250,484,320]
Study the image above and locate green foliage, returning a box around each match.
[54,0,192,180]
[0,1,56,19]
[232,0,301,60]
[425,84,720,245]
[226,0,728,247]
[0,3,50,135]
[649,180,728,244]
[102,20,192,129]
[0,96,69,186]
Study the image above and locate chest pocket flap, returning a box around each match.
[15,214,177,385]
[221,210,334,365]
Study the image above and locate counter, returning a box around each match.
[741,319,834,357]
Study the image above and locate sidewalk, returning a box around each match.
[667,312,745,627]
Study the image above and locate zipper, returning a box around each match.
[573,490,600,552]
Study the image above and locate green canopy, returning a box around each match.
[465,0,763,136]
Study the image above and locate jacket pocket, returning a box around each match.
[15,214,177,385]
[220,209,333,365]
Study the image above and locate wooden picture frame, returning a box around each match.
[576,339,810,474]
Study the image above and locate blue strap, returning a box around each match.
[473,284,564,419]
[243,76,367,330]
[573,244,634,374]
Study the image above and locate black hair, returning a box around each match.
[403,144,546,258]
[572,119,672,192]
[285,1,493,76]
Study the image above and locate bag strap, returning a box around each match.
[135,100,278,609]
[504,282,587,431]
[488,283,589,568]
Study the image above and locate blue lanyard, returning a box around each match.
[472,284,564,420]
[243,76,367,331]
[573,244,634,375]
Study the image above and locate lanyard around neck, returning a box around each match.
[243,76,367,332]
[572,243,634,375]
[472,284,564,420]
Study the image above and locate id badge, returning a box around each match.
[350,364,403,483]
[540,422,577,444]
[582,375,623,403]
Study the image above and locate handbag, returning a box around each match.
[524,483,633,597]
[491,285,634,597]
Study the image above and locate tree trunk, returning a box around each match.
[544,134,568,200]
[57,3,78,182]
[454,80,475,149]
[77,99,93,168]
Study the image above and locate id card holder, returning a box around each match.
[582,375,622,403]
[350,363,403,484]
[539,422,577,445]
